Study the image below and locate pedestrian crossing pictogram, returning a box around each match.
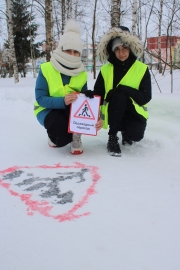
[73,100,95,120]
[69,94,101,135]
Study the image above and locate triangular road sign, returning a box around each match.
[74,99,95,120]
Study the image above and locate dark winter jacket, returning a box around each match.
[94,43,152,108]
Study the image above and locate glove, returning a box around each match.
[105,87,119,102]
[83,90,94,99]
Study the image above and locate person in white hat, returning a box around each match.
[85,26,152,157]
[34,19,102,154]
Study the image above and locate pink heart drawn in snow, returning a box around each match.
[0,162,101,222]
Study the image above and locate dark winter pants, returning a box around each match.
[108,91,146,141]
[44,108,73,147]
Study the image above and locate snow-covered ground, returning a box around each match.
[0,70,180,270]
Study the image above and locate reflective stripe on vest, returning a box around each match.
[100,60,148,129]
[34,62,87,116]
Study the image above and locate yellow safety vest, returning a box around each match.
[100,60,148,129]
[34,62,87,116]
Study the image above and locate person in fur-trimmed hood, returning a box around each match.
[34,19,102,155]
[84,26,152,157]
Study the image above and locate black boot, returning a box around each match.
[107,135,121,157]
[121,131,132,145]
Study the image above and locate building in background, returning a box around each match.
[146,36,180,69]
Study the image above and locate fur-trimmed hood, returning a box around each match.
[97,27,144,64]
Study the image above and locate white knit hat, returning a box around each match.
[112,37,124,51]
[58,19,83,55]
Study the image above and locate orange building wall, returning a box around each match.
[147,36,179,50]
[147,36,180,64]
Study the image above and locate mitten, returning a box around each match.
[105,88,119,102]
[83,90,94,99]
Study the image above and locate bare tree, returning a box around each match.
[66,0,72,19]
[45,0,53,61]
[92,0,97,79]
[158,0,163,73]
[143,0,155,62]
[111,0,121,27]
[132,0,137,35]
[138,0,142,40]
[162,0,179,74]
[6,0,19,83]
[74,0,78,19]
[163,0,179,92]
[53,1,61,40]
[52,0,88,50]
[61,0,66,33]
[29,0,37,78]
[14,0,179,83]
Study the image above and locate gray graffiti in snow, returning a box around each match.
[2,168,89,204]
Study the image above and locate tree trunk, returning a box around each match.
[143,0,155,63]
[6,0,19,83]
[74,0,78,20]
[61,0,66,33]
[92,0,97,79]
[162,0,176,78]
[138,0,142,40]
[170,0,176,80]
[132,0,137,35]
[53,1,61,40]
[111,0,121,27]
[8,64,14,77]
[66,0,72,19]
[29,0,36,78]
[158,0,163,73]
[45,0,53,61]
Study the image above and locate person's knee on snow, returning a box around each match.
[130,131,144,142]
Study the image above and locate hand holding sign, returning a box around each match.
[95,118,103,131]
[64,93,78,105]
[68,94,101,136]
